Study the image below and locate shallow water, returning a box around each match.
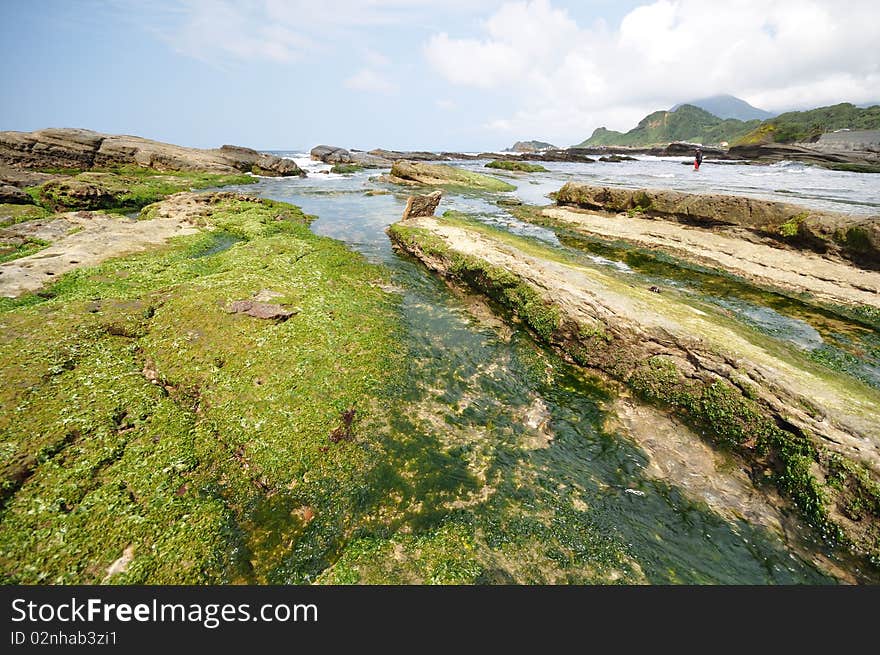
[228,155,880,583]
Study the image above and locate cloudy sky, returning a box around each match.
[2,0,878,150]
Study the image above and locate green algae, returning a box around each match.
[330,164,364,175]
[389,162,516,192]
[0,196,405,583]
[0,203,51,227]
[0,237,50,263]
[29,167,256,213]
[485,160,548,173]
[508,204,880,368]
[780,211,809,238]
[388,220,560,341]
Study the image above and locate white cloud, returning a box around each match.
[144,0,507,65]
[424,0,880,143]
[344,69,399,94]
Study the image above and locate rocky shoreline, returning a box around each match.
[2,126,879,583]
[311,135,880,171]
[0,128,305,177]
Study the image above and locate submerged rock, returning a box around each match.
[598,155,637,162]
[0,128,305,176]
[402,190,442,220]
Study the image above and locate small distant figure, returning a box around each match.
[694,147,703,171]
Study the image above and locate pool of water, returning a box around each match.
[227,156,880,583]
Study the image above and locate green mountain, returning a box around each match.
[734,102,880,145]
[671,94,774,121]
[576,104,760,147]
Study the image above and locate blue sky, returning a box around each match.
[2,0,878,151]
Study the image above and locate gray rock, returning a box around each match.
[0,185,33,205]
[310,145,391,168]
[310,145,353,164]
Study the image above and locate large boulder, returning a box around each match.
[402,190,442,220]
[310,145,353,163]
[0,128,305,177]
[310,145,391,168]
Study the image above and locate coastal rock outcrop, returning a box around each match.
[509,140,557,153]
[728,140,880,172]
[36,178,117,210]
[0,128,305,176]
[555,182,880,267]
[383,161,515,192]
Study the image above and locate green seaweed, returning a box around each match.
[485,160,548,173]
[0,196,405,583]
[330,164,364,175]
[30,167,256,214]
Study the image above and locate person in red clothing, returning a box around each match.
[694,146,703,171]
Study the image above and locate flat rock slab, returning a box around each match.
[543,206,880,310]
[0,211,198,297]
[227,300,295,321]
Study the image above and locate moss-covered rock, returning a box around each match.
[0,194,404,583]
[0,203,51,227]
[485,160,548,173]
[386,161,516,192]
[556,182,880,268]
[31,167,256,213]
[330,163,364,175]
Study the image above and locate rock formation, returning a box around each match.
[402,190,442,220]
[0,128,304,176]
[555,182,880,267]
